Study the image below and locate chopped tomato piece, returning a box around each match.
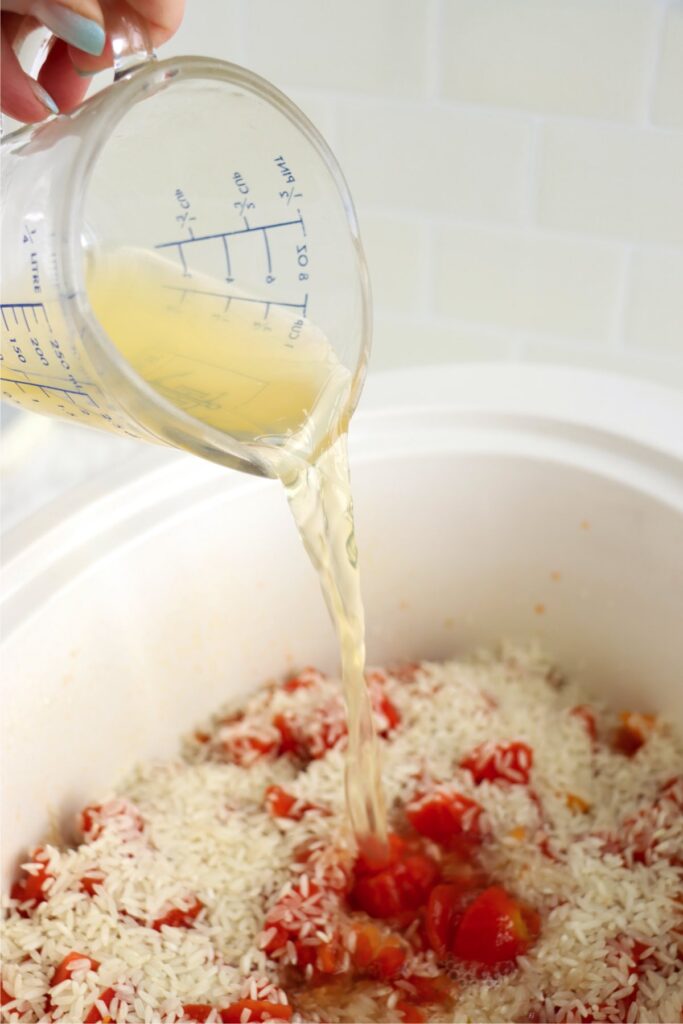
[51,952,101,987]
[182,1007,214,1023]
[282,667,323,692]
[611,777,683,867]
[374,690,402,732]
[366,672,402,734]
[351,834,438,920]
[265,785,322,821]
[291,841,353,894]
[261,877,338,965]
[10,847,53,912]
[315,935,346,975]
[570,705,597,743]
[1,983,13,1006]
[425,883,467,958]
[407,790,483,848]
[566,792,590,814]
[80,872,105,896]
[273,706,346,761]
[84,988,116,1023]
[220,999,292,1022]
[613,712,656,757]
[215,726,280,766]
[152,897,203,930]
[272,713,298,755]
[660,776,683,807]
[374,939,407,980]
[538,834,559,862]
[261,922,289,955]
[355,832,406,875]
[452,885,540,966]
[396,1000,426,1023]
[461,741,533,785]
[351,923,406,980]
[80,799,144,841]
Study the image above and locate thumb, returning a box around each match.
[0,13,59,121]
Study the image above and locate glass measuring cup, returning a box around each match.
[0,20,371,477]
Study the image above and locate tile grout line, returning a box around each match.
[637,0,670,127]
[372,310,613,354]
[277,86,683,135]
[352,204,683,256]
[372,307,683,377]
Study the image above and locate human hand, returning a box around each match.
[1,0,184,123]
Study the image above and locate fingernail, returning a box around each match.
[30,80,59,115]
[30,1,106,56]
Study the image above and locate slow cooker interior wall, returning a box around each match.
[2,449,681,883]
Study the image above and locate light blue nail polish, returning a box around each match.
[31,82,60,115]
[31,1,106,56]
[75,67,99,77]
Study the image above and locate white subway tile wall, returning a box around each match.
[166,0,683,385]
[653,3,683,128]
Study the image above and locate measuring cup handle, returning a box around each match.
[101,0,156,80]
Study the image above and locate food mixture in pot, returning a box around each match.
[2,646,682,1023]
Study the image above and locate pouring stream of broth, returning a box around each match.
[87,247,387,850]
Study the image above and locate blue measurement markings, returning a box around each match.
[0,301,97,405]
[156,212,307,284]
[0,300,52,333]
[155,213,306,252]
[163,286,308,320]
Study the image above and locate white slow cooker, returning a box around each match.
[2,364,682,887]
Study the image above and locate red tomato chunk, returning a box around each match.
[461,741,533,785]
[220,999,292,1022]
[425,883,467,958]
[84,987,116,1023]
[452,885,540,966]
[215,726,281,767]
[570,705,597,743]
[365,674,402,734]
[407,790,483,848]
[182,1008,214,1024]
[273,705,346,761]
[152,898,203,930]
[10,848,54,913]
[396,1001,426,1023]
[80,799,144,841]
[612,712,656,758]
[351,922,406,980]
[281,667,324,692]
[374,690,402,733]
[265,786,322,821]
[51,951,101,987]
[350,833,438,920]
[80,872,105,896]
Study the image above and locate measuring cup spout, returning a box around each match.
[101,0,156,80]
